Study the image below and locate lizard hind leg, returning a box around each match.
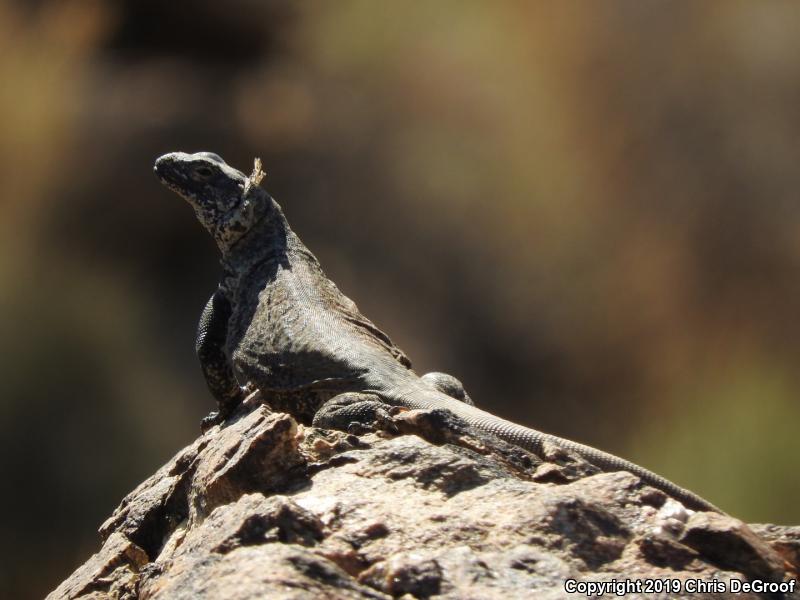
[420,372,474,406]
[312,392,398,435]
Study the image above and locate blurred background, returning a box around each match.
[2,1,800,597]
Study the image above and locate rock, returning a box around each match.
[49,403,800,599]
[749,523,800,575]
[48,533,148,600]
[679,512,788,582]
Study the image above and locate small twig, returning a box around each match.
[243,157,266,197]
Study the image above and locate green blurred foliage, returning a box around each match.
[1,1,799,597]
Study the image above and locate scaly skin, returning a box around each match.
[154,151,723,514]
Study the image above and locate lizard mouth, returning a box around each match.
[154,155,190,197]
[154,156,174,181]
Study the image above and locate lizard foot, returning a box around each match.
[420,372,474,406]
[200,384,255,432]
[312,392,400,435]
[200,410,224,432]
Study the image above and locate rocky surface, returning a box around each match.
[49,396,800,599]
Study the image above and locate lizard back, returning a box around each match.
[224,213,414,415]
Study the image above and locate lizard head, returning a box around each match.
[154,151,267,252]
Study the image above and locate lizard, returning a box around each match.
[154,150,723,514]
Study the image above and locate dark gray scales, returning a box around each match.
[154,151,723,514]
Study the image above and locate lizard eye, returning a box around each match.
[195,166,214,178]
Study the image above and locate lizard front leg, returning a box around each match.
[196,290,248,430]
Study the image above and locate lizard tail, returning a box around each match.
[385,384,724,514]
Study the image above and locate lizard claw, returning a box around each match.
[200,410,223,432]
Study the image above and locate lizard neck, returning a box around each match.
[217,194,322,295]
